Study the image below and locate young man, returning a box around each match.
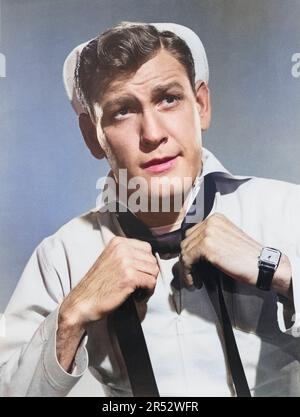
[1,22,300,397]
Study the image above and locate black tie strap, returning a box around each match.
[113,297,159,397]
[113,174,251,397]
[183,174,251,396]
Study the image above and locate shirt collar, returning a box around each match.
[201,148,252,181]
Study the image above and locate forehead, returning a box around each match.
[101,50,191,101]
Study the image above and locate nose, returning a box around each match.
[140,109,168,149]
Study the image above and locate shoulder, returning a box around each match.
[237,176,300,206]
[30,209,115,292]
[55,209,101,241]
[243,176,299,192]
[36,209,111,265]
[229,177,300,232]
[216,173,300,226]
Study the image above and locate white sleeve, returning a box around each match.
[277,185,300,337]
[0,237,89,397]
[277,254,300,337]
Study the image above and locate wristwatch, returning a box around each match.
[256,247,282,291]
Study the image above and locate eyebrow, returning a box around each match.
[150,82,185,101]
[102,96,140,114]
[102,81,185,114]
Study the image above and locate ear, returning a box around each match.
[78,113,106,159]
[195,81,211,131]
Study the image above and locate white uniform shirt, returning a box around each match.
[1,149,300,397]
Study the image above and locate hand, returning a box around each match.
[60,236,159,327]
[57,236,159,371]
[180,213,291,295]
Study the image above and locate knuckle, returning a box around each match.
[153,264,160,276]
[143,241,152,252]
[110,236,123,249]
[206,224,217,238]
[147,264,158,277]
[180,239,189,251]
[205,216,222,235]
[147,256,158,268]
[213,212,226,222]
[110,236,121,245]
[201,238,217,264]
[150,256,158,265]
[145,275,157,289]
[120,256,129,268]
[150,276,157,288]
[207,215,218,227]
[123,263,132,276]
[207,251,217,265]
[181,253,189,268]
[202,236,214,253]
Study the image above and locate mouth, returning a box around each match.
[141,155,179,173]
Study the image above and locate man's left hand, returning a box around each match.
[180,213,292,298]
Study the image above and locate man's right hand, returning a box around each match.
[56,236,159,372]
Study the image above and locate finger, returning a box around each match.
[179,253,193,287]
[181,222,207,249]
[182,271,194,288]
[125,238,153,253]
[184,221,202,238]
[183,213,228,242]
[134,259,160,277]
[136,272,158,292]
[111,236,152,253]
[130,249,158,265]
[181,227,207,255]
[111,237,156,262]
[184,222,259,257]
[134,269,159,299]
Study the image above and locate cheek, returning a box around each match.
[173,105,202,175]
[102,125,139,170]
[168,104,202,152]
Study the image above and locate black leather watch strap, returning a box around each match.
[256,266,275,291]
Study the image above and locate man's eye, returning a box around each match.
[114,107,131,120]
[161,94,182,107]
[165,95,176,103]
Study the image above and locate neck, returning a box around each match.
[135,204,187,228]
[134,188,193,227]
[113,167,203,228]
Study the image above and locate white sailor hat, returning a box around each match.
[63,22,209,116]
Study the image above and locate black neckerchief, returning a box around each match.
[112,174,251,397]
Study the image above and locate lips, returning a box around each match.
[141,155,179,173]
[141,155,177,168]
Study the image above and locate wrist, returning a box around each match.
[58,299,86,336]
[256,247,283,292]
[272,254,293,299]
[56,303,86,373]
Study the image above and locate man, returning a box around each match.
[1,22,300,397]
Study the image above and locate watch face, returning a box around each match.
[260,247,281,266]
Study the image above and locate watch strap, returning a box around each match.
[256,265,275,291]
